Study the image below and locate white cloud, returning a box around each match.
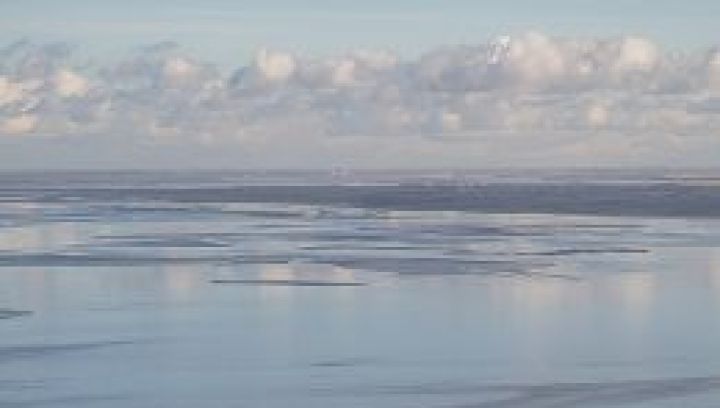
[707,48,720,91]
[54,69,89,97]
[162,57,197,83]
[0,113,37,134]
[254,49,296,82]
[586,101,610,128]
[611,37,659,74]
[440,111,462,132]
[2,34,720,166]
[503,32,568,88]
[0,76,26,106]
[0,76,42,107]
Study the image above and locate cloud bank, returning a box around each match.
[1,33,720,167]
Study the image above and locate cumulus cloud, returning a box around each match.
[254,49,296,83]
[585,101,610,128]
[53,69,89,97]
[1,33,720,166]
[611,37,659,74]
[1,113,37,134]
[0,76,30,106]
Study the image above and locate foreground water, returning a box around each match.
[1,170,720,407]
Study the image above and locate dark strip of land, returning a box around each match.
[210,279,366,287]
[7,183,720,218]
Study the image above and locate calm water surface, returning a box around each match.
[1,171,720,407]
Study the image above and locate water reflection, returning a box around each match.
[0,223,80,252]
[257,263,297,302]
[2,183,720,407]
[160,265,207,303]
[609,272,658,326]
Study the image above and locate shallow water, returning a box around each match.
[1,171,720,407]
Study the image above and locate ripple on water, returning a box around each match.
[0,309,32,320]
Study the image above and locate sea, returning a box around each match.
[1,169,720,407]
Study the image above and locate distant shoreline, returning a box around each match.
[2,178,720,219]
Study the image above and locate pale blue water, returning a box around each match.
[1,171,720,407]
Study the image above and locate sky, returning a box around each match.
[1,1,720,169]
[3,0,720,64]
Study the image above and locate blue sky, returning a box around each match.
[3,0,720,67]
